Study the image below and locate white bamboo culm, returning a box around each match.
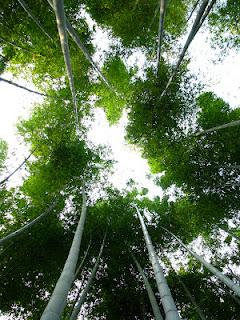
[160,226,240,297]
[17,0,54,42]
[156,0,167,73]
[196,120,240,136]
[40,188,87,320]
[52,0,79,130]
[0,201,56,246]
[160,0,209,98]
[70,234,106,320]
[192,0,216,37]
[47,0,116,95]
[135,207,181,320]
[132,254,164,320]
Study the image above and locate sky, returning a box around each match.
[0,4,240,319]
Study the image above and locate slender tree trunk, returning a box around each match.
[149,3,160,31]
[187,0,201,22]
[160,226,240,297]
[133,0,140,11]
[0,77,47,97]
[178,278,206,320]
[196,120,240,136]
[0,201,56,246]
[160,0,209,98]
[46,0,115,94]
[0,146,38,186]
[17,0,54,41]
[164,255,206,320]
[0,36,44,56]
[40,188,87,320]
[213,281,240,306]
[131,253,164,320]
[193,0,216,37]
[52,0,79,129]
[135,207,180,320]
[74,237,92,279]
[156,0,167,73]
[70,234,106,320]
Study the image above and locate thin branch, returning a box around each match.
[0,35,44,56]
[148,3,160,31]
[0,146,38,186]
[17,0,54,42]
[178,278,206,320]
[0,201,57,246]
[0,77,47,97]
[74,237,92,279]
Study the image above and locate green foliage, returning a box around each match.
[126,64,197,170]
[95,56,134,124]
[0,138,7,172]
[209,0,240,51]
[0,0,93,90]
[1,1,240,319]
[82,0,189,50]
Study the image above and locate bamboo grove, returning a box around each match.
[0,0,240,319]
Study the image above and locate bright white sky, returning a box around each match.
[0,7,240,319]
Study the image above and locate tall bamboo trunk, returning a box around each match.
[0,201,56,246]
[40,188,87,320]
[156,0,167,73]
[160,0,209,98]
[135,207,180,320]
[52,0,79,128]
[47,0,115,94]
[132,254,163,320]
[160,226,240,297]
[70,234,106,320]
[196,120,240,136]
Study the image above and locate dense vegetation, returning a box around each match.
[0,0,240,319]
